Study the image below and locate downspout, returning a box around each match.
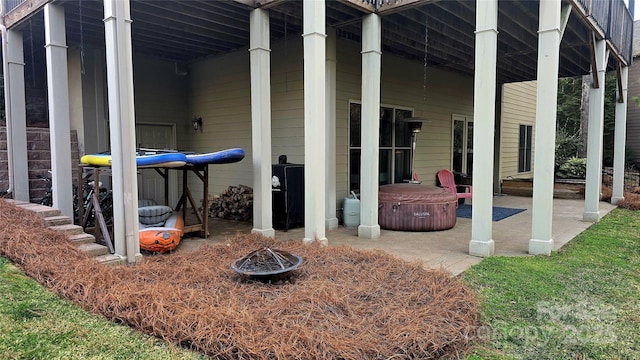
[0,1,14,196]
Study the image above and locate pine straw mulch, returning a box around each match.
[0,199,480,360]
[601,184,640,210]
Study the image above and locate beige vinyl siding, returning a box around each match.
[188,49,253,197]
[187,34,475,203]
[336,39,474,199]
[499,81,537,180]
[134,54,189,133]
[626,62,640,164]
[187,39,308,197]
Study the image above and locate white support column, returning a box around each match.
[529,0,562,255]
[583,39,609,222]
[249,8,275,238]
[358,13,382,240]
[3,30,29,201]
[44,4,74,218]
[104,0,141,263]
[325,27,338,230]
[611,66,628,205]
[303,0,328,245]
[469,0,498,257]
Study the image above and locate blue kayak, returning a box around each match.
[186,148,245,165]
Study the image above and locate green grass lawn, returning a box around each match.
[0,257,206,360]
[462,208,640,359]
[1,208,639,359]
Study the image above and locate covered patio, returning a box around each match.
[0,0,633,264]
[180,195,618,275]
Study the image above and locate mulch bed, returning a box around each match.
[0,199,480,359]
[601,185,640,210]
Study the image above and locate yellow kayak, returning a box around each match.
[80,152,188,168]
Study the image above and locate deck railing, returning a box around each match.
[4,0,24,14]
[575,0,634,64]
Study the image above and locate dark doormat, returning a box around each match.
[456,204,526,221]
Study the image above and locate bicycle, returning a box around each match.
[38,172,113,227]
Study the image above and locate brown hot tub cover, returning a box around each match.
[379,184,457,231]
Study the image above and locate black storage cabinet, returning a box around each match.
[272,164,304,230]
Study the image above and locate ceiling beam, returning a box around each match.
[231,0,289,9]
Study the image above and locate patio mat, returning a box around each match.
[456,204,526,221]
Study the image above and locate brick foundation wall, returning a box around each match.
[0,127,79,202]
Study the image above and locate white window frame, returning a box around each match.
[451,114,474,176]
[348,101,414,192]
[518,124,533,173]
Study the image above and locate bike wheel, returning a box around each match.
[40,193,53,207]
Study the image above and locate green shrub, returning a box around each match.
[555,157,586,179]
[554,128,582,169]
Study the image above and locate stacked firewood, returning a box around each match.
[208,185,253,222]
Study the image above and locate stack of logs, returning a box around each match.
[208,185,253,222]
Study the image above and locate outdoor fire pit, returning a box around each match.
[231,247,303,281]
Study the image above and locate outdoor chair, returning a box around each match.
[437,169,472,202]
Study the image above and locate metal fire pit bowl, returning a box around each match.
[231,247,303,280]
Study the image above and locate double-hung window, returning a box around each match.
[349,102,413,192]
[518,124,533,173]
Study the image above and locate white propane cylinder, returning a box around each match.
[343,197,361,228]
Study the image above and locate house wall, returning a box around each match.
[187,46,254,201]
[186,33,475,207]
[80,47,109,156]
[499,80,537,181]
[626,58,640,165]
[335,39,474,198]
[133,53,190,139]
[73,51,190,204]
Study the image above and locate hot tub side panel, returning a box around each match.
[378,184,458,231]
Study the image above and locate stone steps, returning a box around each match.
[7,200,125,267]
[44,215,72,227]
[69,232,97,245]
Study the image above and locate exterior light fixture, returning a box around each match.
[192,117,203,131]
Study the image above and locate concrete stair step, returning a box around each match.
[6,200,127,266]
[44,215,72,227]
[4,199,30,206]
[49,223,84,236]
[17,203,62,218]
[69,232,96,245]
[95,253,126,266]
[77,243,109,257]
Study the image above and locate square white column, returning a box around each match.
[103,0,141,263]
[583,39,609,222]
[357,13,382,240]
[249,8,275,238]
[469,0,498,257]
[302,0,328,245]
[3,30,29,201]
[325,27,338,230]
[529,0,564,255]
[611,66,628,205]
[45,4,74,218]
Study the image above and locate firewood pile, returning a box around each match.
[208,185,253,221]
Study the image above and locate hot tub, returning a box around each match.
[379,184,457,231]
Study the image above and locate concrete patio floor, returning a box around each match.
[179,195,617,276]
